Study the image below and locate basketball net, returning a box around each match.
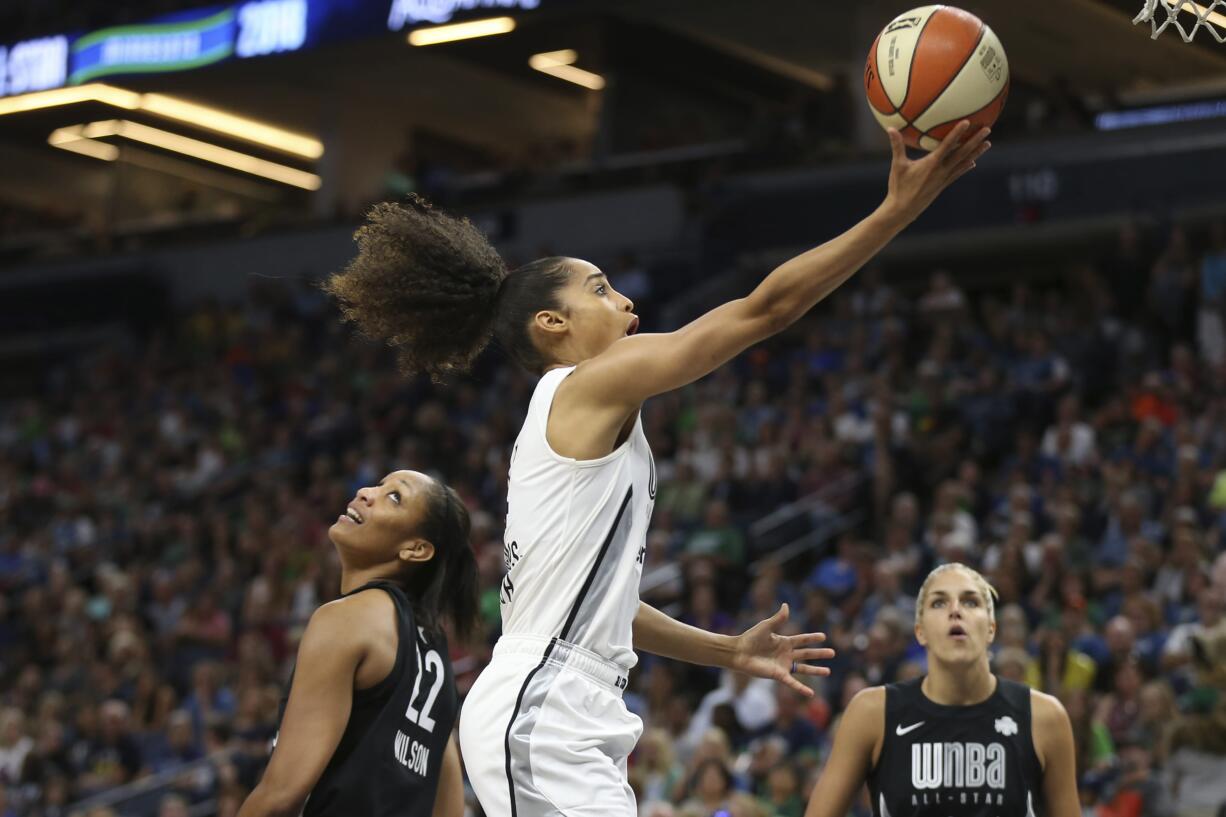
[1134,0,1226,42]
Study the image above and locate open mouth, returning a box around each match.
[949,625,968,640]
[626,316,640,336]
[339,505,364,525]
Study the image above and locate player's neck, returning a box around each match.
[922,661,996,706]
[339,565,393,595]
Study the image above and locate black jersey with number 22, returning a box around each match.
[866,676,1043,817]
[273,580,457,817]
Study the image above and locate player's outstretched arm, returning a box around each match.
[566,123,990,413]
[432,736,463,817]
[1032,691,1081,817]
[804,687,884,817]
[632,602,834,697]
[237,601,370,817]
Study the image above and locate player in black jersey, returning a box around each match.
[805,563,1080,817]
[238,469,479,817]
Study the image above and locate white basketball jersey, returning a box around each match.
[499,366,656,670]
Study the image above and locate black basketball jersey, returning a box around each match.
[273,581,457,817]
[866,676,1043,817]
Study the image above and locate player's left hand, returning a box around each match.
[730,603,834,697]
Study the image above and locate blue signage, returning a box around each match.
[236,0,309,57]
[0,36,69,95]
[386,0,539,29]
[0,0,550,97]
[69,7,237,84]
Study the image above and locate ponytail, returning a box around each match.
[324,195,507,380]
[326,195,576,377]
[406,479,481,642]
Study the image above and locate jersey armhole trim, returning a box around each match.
[868,686,889,778]
[351,585,407,703]
[536,366,641,469]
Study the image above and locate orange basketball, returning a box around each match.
[864,5,1009,151]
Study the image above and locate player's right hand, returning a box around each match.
[883,120,991,224]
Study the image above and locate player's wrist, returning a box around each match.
[874,197,915,232]
[720,632,747,671]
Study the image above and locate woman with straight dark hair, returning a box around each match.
[239,470,479,817]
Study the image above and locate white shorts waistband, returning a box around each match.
[493,635,630,694]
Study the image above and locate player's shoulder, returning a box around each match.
[308,587,397,641]
[845,685,887,722]
[1027,686,1070,726]
[1027,686,1075,770]
[834,686,887,754]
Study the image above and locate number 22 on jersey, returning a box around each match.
[405,638,444,732]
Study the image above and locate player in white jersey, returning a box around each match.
[326,122,990,816]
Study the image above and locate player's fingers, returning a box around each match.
[947,141,989,180]
[786,631,827,645]
[771,602,790,624]
[794,663,833,677]
[933,121,971,160]
[887,128,906,163]
[781,674,816,697]
[792,648,836,661]
[951,127,990,164]
[949,160,978,182]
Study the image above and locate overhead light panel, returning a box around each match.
[51,126,280,198]
[408,16,516,46]
[529,50,605,90]
[48,119,321,190]
[0,84,140,115]
[0,82,322,158]
[48,126,120,161]
[138,94,322,158]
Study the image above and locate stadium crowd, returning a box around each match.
[1,218,1226,817]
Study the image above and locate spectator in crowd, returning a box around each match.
[2,219,1226,816]
[758,761,806,817]
[0,710,32,785]
[631,728,685,812]
[679,758,738,816]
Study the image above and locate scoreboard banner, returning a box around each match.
[68,7,239,85]
[0,0,546,98]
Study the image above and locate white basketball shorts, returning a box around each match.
[458,635,643,817]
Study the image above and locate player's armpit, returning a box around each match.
[804,686,884,817]
[236,601,370,817]
[432,735,463,817]
[1032,690,1081,817]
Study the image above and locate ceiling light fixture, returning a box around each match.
[529,49,605,90]
[0,83,322,158]
[0,84,140,115]
[49,119,321,189]
[407,16,516,46]
[50,125,280,198]
[47,126,120,161]
[138,94,322,158]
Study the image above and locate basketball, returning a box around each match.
[865,5,1010,151]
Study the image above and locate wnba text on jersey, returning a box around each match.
[910,741,1007,806]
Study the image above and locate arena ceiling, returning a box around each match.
[1,0,1223,237]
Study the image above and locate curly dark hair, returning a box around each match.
[324,195,573,378]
